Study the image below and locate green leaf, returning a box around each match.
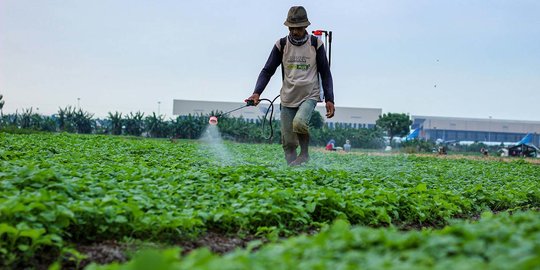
[416,183,428,192]
[17,244,29,251]
[306,202,317,213]
[20,228,45,240]
[114,215,128,224]
[0,223,18,236]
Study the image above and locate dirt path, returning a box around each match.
[313,148,540,165]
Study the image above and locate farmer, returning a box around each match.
[245,6,335,166]
[325,139,336,151]
[343,139,351,152]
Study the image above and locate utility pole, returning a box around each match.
[158,101,161,115]
[488,116,492,142]
[0,94,4,124]
[77,97,80,109]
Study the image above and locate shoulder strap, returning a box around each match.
[279,37,287,81]
[311,35,318,48]
[279,37,287,52]
[311,35,320,71]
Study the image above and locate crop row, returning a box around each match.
[87,211,540,270]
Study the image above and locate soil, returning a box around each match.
[177,232,258,255]
[76,240,128,268]
[70,232,258,269]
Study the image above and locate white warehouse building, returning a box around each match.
[411,115,540,146]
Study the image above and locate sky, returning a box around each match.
[1,0,539,120]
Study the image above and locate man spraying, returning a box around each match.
[246,6,335,166]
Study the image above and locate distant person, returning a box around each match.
[245,6,334,166]
[480,147,489,156]
[438,146,447,155]
[326,139,336,151]
[343,139,351,152]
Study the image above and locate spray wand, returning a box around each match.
[208,101,254,125]
[208,95,280,141]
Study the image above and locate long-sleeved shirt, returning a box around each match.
[254,35,334,107]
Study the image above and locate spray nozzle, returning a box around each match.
[209,116,218,125]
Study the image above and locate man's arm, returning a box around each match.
[247,45,282,105]
[254,45,282,95]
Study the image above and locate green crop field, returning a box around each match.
[1,133,539,269]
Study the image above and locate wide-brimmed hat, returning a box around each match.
[284,6,311,27]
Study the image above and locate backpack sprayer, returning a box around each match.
[209,96,280,140]
[312,29,332,67]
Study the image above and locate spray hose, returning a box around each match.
[257,95,280,141]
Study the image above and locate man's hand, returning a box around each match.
[245,93,260,105]
[325,101,335,118]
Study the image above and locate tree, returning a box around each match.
[57,106,77,132]
[73,108,94,134]
[172,114,204,139]
[20,108,34,129]
[145,112,168,138]
[309,110,324,129]
[108,111,123,135]
[124,111,145,136]
[376,113,412,144]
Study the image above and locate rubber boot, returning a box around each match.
[290,133,309,166]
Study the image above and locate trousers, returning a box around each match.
[280,99,316,152]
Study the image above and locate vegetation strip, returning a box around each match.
[86,211,540,270]
[1,133,539,268]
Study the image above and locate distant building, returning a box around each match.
[412,116,540,146]
[172,99,382,128]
